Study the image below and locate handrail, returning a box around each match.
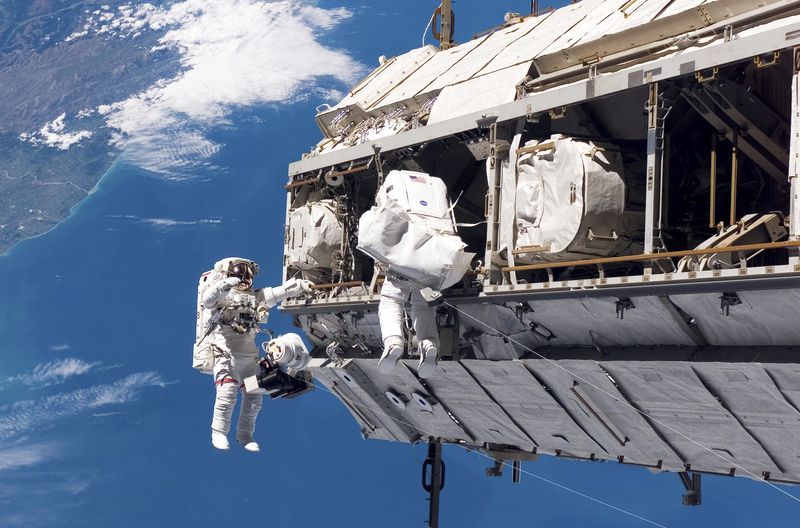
[311,278,385,290]
[501,240,800,272]
[311,281,364,290]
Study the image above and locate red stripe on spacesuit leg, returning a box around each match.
[215,377,238,385]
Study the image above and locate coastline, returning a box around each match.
[0,158,122,259]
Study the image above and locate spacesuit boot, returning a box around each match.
[417,340,438,379]
[236,434,260,452]
[235,391,263,453]
[211,429,230,450]
[378,337,404,375]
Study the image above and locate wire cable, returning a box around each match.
[457,445,667,528]
[302,375,669,527]
[376,272,799,501]
[421,3,437,46]
[443,300,800,504]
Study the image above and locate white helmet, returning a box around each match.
[213,257,260,290]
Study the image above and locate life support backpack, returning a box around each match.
[192,267,225,374]
[357,170,474,291]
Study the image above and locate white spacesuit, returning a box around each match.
[357,170,473,379]
[199,257,312,452]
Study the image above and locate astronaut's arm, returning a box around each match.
[257,278,314,309]
[201,277,241,308]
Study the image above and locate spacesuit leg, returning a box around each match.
[235,354,263,452]
[410,288,439,379]
[377,278,410,374]
[211,347,238,449]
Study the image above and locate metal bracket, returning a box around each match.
[485,458,504,477]
[372,144,384,185]
[679,472,702,506]
[325,341,344,366]
[485,458,522,483]
[587,228,619,242]
[549,106,567,120]
[529,320,556,341]
[795,46,800,73]
[476,114,499,130]
[422,442,445,528]
[615,298,636,320]
[754,51,780,69]
[525,104,539,123]
[512,460,521,483]
[487,121,498,169]
[695,66,719,84]
[720,291,741,316]
[723,24,734,42]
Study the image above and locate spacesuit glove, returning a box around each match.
[223,277,241,290]
[281,278,314,298]
[258,278,314,308]
[297,279,314,294]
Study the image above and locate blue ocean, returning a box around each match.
[1,1,797,526]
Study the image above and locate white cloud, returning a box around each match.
[18,113,93,150]
[143,217,221,227]
[91,411,125,418]
[62,0,364,173]
[48,344,71,352]
[108,214,222,227]
[0,443,59,471]
[0,372,167,441]
[5,358,99,388]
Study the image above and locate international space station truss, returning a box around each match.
[277,0,800,518]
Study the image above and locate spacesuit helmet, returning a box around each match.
[228,262,254,290]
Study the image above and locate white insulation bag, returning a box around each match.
[514,136,629,261]
[286,199,343,270]
[357,170,473,290]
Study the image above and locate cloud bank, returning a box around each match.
[0,372,167,442]
[47,1,364,174]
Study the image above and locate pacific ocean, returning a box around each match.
[2,1,798,526]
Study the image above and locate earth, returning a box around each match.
[0,1,796,527]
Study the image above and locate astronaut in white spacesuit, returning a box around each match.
[199,257,312,452]
[360,170,470,380]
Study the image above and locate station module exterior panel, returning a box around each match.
[283,0,800,486]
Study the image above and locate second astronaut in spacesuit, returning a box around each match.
[199,257,312,452]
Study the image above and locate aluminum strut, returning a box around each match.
[679,471,702,506]
[422,442,446,528]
